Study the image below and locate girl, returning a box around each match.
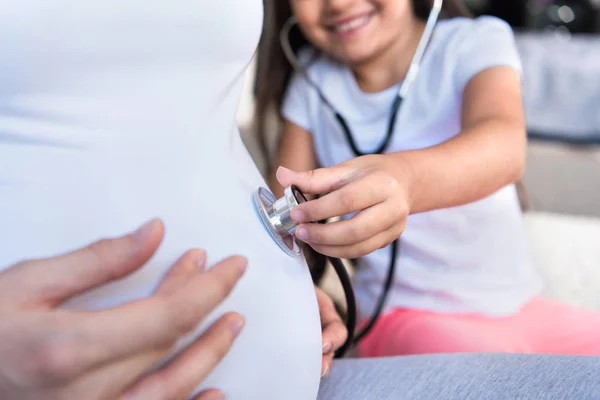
[255,0,600,358]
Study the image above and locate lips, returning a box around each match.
[328,12,373,35]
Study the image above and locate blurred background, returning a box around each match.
[237,0,600,311]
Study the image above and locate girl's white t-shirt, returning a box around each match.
[0,1,322,399]
[282,16,543,318]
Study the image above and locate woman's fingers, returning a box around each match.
[64,255,247,376]
[63,256,246,400]
[121,312,245,400]
[193,389,225,400]
[0,219,164,308]
[290,176,386,225]
[154,249,207,296]
[64,346,168,400]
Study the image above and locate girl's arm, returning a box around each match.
[276,66,527,258]
[390,66,526,213]
[268,120,318,198]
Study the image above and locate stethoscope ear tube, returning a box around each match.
[331,239,399,358]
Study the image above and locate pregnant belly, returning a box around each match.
[0,132,322,400]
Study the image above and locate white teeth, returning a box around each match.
[334,15,370,33]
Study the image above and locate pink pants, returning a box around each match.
[358,297,600,357]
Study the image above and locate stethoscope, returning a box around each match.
[254,0,443,358]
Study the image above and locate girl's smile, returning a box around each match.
[326,10,375,39]
[291,0,423,91]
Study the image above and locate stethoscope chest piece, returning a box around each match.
[253,186,307,257]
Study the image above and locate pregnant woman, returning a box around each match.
[0,1,322,399]
[1,1,599,400]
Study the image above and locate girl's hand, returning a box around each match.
[276,154,413,259]
[315,286,347,378]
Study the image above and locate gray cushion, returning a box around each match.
[515,32,600,143]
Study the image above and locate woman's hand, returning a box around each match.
[316,286,347,378]
[0,219,247,400]
[276,155,413,259]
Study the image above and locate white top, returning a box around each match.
[282,16,543,318]
[0,2,322,399]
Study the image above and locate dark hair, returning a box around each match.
[253,0,472,172]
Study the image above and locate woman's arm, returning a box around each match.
[268,120,318,198]
[390,66,526,213]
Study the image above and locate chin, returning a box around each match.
[334,48,381,68]
[326,40,376,61]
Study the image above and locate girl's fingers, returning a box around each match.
[276,166,354,196]
[315,287,347,353]
[296,204,398,247]
[290,176,386,225]
[321,354,334,378]
[309,224,403,259]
